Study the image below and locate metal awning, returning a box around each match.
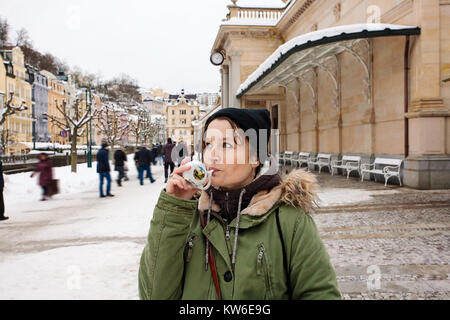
[237,23,420,98]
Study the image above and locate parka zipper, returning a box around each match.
[226,192,229,220]
[256,243,273,299]
[186,235,196,263]
[257,245,265,276]
[223,218,233,257]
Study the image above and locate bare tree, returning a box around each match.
[15,28,32,47]
[0,92,28,126]
[0,92,27,155]
[0,128,15,155]
[95,104,131,154]
[43,97,96,173]
[0,17,10,48]
[142,116,164,145]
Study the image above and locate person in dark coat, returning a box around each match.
[151,144,157,166]
[156,143,163,165]
[0,160,8,221]
[30,153,54,201]
[137,145,156,185]
[97,142,114,198]
[162,138,175,183]
[114,148,127,187]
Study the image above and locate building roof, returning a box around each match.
[237,23,421,97]
[169,94,197,100]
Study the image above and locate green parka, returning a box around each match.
[138,169,341,300]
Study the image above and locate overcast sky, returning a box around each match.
[1,0,234,94]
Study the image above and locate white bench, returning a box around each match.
[282,151,294,166]
[308,153,332,174]
[278,152,285,166]
[331,155,361,179]
[292,152,310,169]
[361,158,403,186]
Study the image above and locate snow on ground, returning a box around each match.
[4,154,134,206]
[0,156,403,299]
[317,187,401,206]
[0,155,165,300]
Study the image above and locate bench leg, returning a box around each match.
[384,175,391,187]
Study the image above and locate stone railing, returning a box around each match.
[228,6,284,21]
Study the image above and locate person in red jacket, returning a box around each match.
[30,153,54,201]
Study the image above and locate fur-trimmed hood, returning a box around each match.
[198,169,319,217]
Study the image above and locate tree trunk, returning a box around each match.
[71,129,78,173]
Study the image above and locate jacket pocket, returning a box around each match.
[256,243,274,300]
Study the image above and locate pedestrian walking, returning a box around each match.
[97,142,114,198]
[137,145,156,185]
[138,107,341,300]
[30,153,54,201]
[134,146,141,177]
[114,147,127,187]
[156,143,163,165]
[151,144,158,166]
[162,138,175,183]
[176,140,186,167]
[0,160,8,221]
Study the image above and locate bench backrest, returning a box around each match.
[284,151,294,158]
[299,152,310,158]
[342,155,361,163]
[317,153,332,160]
[374,158,402,167]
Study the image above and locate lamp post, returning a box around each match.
[86,87,92,168]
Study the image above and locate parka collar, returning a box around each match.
[198,168,319,218]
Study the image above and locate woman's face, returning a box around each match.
[203,119,259,191]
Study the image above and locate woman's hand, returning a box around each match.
[166,157,198,201]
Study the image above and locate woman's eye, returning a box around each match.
[223,142,232,148]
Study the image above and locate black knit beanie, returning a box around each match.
[204,108,271,163]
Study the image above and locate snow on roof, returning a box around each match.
[237,23,420,97]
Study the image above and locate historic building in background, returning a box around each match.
[0,46,33,154]
[27,65,49,143]
[166,89,200,149]
[41,70,69,146]
[197,92,220,106]
[211,0,450,189]
[139,88,166,115]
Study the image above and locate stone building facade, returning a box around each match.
[41,70,69,146]
[166,91,200,149]
[0,47,33,154]
[28,67,49,143]
[211,0,450,189]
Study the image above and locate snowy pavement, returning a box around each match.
[1,161,449,300]
[0,156,163,299]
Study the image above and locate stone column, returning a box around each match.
[229,51,242,108]
[278,87,287,152]
[404,0,450,189]
[221,65,229,108]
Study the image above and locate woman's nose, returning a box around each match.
[208,145,220,163]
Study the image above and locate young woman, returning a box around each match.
[139,108,341,300]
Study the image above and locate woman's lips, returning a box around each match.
[209,167,221,176]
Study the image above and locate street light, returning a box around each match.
[83,86,93,168]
